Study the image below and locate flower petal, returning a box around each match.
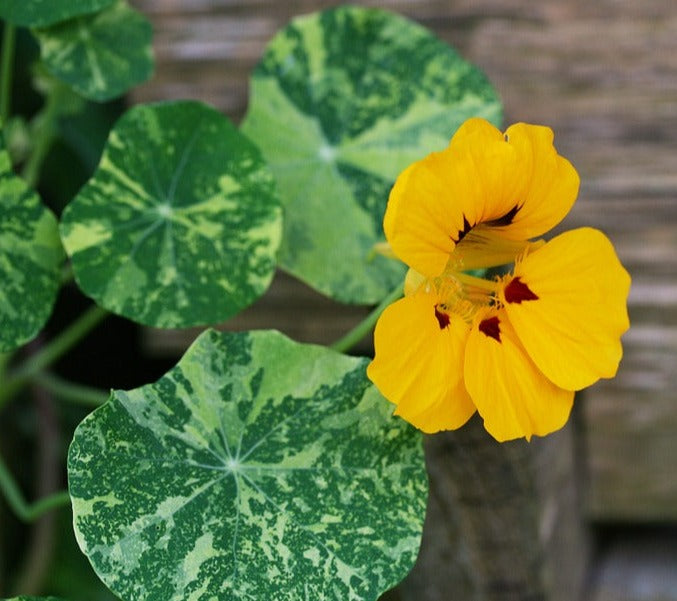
[502,227,631,391]
[384,118,516,276]
[495,122,580,241]
[464,310,574,441]
[383,118,579,277]
[367,290,475,433]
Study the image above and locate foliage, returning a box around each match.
[0,4,500,600]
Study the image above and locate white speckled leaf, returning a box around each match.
[242,5,502,304]
[0,0,113,27]
[68,329,427,601]
[0,128,64,352]
[34,1,153,102]
[59,101,282,328]
[0,597,69,601]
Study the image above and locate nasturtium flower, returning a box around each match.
[367,118,630,441]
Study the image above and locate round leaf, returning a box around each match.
[242,5,502,304]
[0,0,114,27]
[60,101,282,328]
[68,329,427,601]
[0,130,63,352]
[34,1,154,102]
[0,598,69,601]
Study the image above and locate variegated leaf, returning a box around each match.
[69,329,427,601]
[0,128,63,351]
[34,1,153,102]
[242,5,502,304]
[59,101,282,328]
[0,0,114,27]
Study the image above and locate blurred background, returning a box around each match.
[1,1,675,600]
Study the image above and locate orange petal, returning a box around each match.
[501,227,631,391]
[464,310,574,441]
[383,118,579,276]
[367,289,475,433]
[492,122,580,241]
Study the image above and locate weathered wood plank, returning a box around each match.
[131,0,677,521]
[590,535,677,601]
[384,417,589,601]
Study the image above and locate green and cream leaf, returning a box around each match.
[242,5,502,304]
[34,1,154,102]
[0,128,64,352]
[0,597,70,601]
[0,0,114,27]
[60,101,282,328]
[68,329,427,601]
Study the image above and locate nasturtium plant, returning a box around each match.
[0,0,114,28]
[242,5,502,304]
[60,100,282,328]
[0,598,69,601]
[0,127,63,352]
[69,329,427,601]
[33,0,154,102]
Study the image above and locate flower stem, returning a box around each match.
[33,371,109,407]
[0,453,70,523]
[330,282,404,354]
[0,305,109,409]
[0,22,16,124]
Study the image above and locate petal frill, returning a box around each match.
[501,227,631,391]
[383,118,579,277]
[492,122,580,241]
[384,118,520,277]
[464,310,574,442]
[367,290,475,433]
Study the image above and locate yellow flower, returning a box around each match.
[367,118,630,441]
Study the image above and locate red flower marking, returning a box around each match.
[504,277,539,304]
[434,306,450,329]
[479,316,501,342]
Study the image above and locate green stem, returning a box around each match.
[20,86,60,189]
[33,371,109,407]
[0,22,16,124]
[330,282,404,354]
[0,453,70,523]
[60,261,74,286]
[0,305,109,409]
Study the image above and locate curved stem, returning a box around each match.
[330,282,404,354]
[60,261,74,286]
[0,305,109,409]
[33,371,109,407]
[0,453,70,523]
[20,88,61,189]
[0,22,16,124]
[12,384,62,594]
